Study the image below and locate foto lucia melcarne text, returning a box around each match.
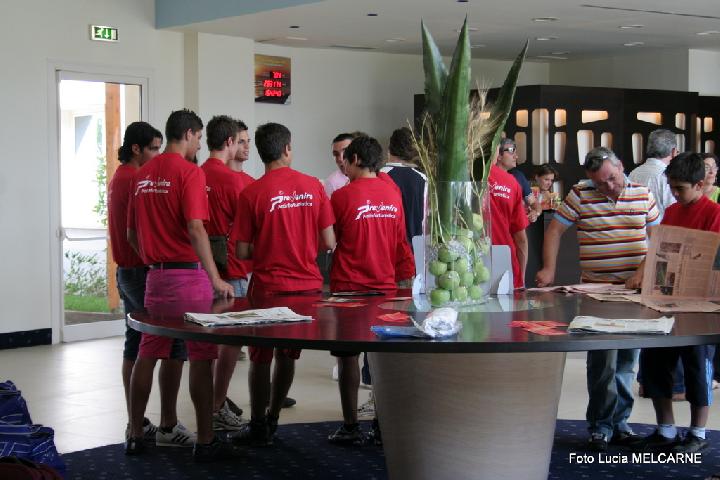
[569,452,702,464]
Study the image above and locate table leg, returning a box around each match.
[368,352,566,480]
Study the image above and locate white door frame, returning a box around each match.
[47,62,151,343]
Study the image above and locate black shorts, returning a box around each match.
[640,345,715,406]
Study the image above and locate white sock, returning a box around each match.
[690,426,706,439]
[658,424,677,438]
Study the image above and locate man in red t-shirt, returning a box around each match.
[108,121,163,440]
[626,153,720,454]
[126,109,235,462]
[200,115,252,431]
[230,122,336,446]
[488,147,529,289]
[328,135,414,444]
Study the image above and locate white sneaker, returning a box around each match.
[357,391,375,418]
[124,417,158,441]
[155,422,196,447]
[213,401,244,430]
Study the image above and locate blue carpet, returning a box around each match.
[62,420,719,479]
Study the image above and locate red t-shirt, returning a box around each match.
[661,194,720,232]
[231,166,335,292]
[128,152,208,264]
[488,165,529,288]
[108,164,143,268]
[201,158,254,279]
[330,177,415,291]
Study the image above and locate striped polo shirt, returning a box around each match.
[555,178,660,284]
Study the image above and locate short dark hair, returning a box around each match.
[333,133,354,144]
[344,136,383,172]
[236,119,248,132]
[165,109,203,142]
[584,146,621,172]
[666,152,705,184]
[255,122,291,163]
[118,122,163,164]
[388,127,418,162]
[535,164,558,178]
[206,115,240,151]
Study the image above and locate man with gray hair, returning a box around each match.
[536,146,660,452]
[628,129,678,218]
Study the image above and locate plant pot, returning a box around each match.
[424,181,491,306]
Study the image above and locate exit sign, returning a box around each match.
[90,25,118,42]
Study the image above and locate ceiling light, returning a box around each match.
[471,44,486,48]
[289,25,300,29]
[385,37,406,43]
[536,55,567,60]
[367,13,378,17]
[619,24,644,29]
[456,27,479,32]
[623,41,644,46]
[697,30,720,35]
[532,17,558,22]
[285,36,307,41]
[551,51,569,55]
[536,36,558,41]
[457,0,469,3]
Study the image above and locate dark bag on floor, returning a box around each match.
[209,235,228,272]
[0,456,63,479]
[0,381,32,425]
[0,423,65,475]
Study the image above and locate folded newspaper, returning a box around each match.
[185,307,313,327]
[567,315,675,334]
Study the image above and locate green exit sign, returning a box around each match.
[90,25,118,42]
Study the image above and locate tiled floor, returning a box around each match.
[1,338,718,453]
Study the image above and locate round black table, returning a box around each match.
[128,290,720,480]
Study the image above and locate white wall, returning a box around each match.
[549,49,690,91]
[0,0,185,336]
[689,49,720,96]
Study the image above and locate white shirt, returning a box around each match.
[628,157,675,219]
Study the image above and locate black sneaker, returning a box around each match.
[225,397,244,418]
[672,433,708,453]
[231,418,272,447]
[588,432,608,452]
[610,430,643,448]
[368,418,382,446]
[124,436,145,455]
[634,431,680,452]
[282,397,297,408]
[267,414,279,438]
[193,437,242,463]
[328,424,364,445]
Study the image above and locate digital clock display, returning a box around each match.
[255,55,291,105]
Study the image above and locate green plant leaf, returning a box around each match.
[475,40,528,180]
[421,20,448,119]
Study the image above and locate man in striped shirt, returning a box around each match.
[536,146,660,452]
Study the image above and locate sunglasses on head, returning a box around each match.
[501,146,516,153]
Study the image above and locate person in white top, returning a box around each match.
[323,133,353,196]
[628,129,678,219]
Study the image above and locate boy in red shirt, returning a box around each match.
[126,109,235,462]
[328,136,414,444]
[627,152,720,453]
[108,122,163,440]
[231,122,336,446]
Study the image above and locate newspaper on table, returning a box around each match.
[185,307,313,327]
[568,315,675,334]
[640,225,720,313]
[529,283,636,296]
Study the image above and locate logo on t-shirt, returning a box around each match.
[135,176,171,196]
[491,182,511,200]
[269,191,314,212]
[355,200,398,220]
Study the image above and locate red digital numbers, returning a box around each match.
[260,71,286,98]
[264,89,283,97]
[272,71,283,79]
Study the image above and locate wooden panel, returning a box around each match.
[105,83,121,312]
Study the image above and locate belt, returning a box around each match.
[150,262,199,270]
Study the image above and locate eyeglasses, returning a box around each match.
[501,146,516,153]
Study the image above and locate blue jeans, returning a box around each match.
[586,349,639,438]
[117,267,148,360]
[228,278,249,298]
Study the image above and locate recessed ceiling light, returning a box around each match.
[385,37,406,43]
[471,44,486,48]
[532,17,558,22]
[536,36,558,41]
[619,24,644,29]
[551,51,569,55]
[536,55,567,60]
[455,27,479,32]
[289,25,300,29]
[367,13,378,17]
[285,36,307,41]
[623,41,644,47]
[457,0,469,3]
[697,30,720,35]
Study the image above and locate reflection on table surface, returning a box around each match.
[127,289,720,353]
[379,294,553,313]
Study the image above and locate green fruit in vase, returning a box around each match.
[469,285,484,300]
[455,236,474,253]
[451,286,468,302]
[474,264,490,283]
[438,245,459,263]
[429,260,448,276]
[460,271,474,287]
[430,288,451,306]
[476,239,490,255]
[457,228,473,238]
[451,257,469,274]
[472,213,484,231]
[437,271,460,290]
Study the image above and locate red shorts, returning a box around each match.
[138,268,218,361]
[249,346,302,364]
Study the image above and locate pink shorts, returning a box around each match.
[139,268,218,361]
